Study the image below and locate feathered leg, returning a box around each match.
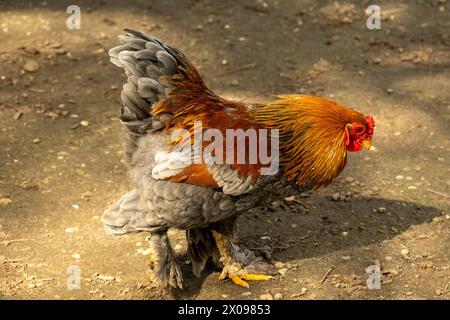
[186,227,221,277]
[210,217,274,288]
[147,231,183,289]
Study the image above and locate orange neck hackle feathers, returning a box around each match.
[255,94,372,189]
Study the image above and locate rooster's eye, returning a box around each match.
[355,126,365,134]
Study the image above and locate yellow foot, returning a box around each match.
[229,273,274,288]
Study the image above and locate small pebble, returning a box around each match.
[32,138,41,144]
[421,260,433,269]
[273,293,283,300]
[277,268,288,275]
[23,60,40,72]
[80,120,89,127]
[331,192,340,201]
[0,198,12,206]
[342,256,351,261]
[274,261,285,270]
[260,293,273,300]
[400,248,410,259]
[65,227,79,233]
[98,274,115,281]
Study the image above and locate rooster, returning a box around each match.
[102,29,375,290]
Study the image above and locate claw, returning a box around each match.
[241,273,274,281]
[231,275,250,288]
[228,273,273,288]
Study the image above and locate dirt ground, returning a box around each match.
[0,0,449,300]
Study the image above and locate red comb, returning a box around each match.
[365,116,375,138]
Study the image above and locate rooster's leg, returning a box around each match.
[211,217,274,288]
[146,231,183,289]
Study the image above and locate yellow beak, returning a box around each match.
[361,140,372,150]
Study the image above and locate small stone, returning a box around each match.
[378,207,386,213]
[273,293,283,300]
[72,253,81,259]
[396,175,404,180]
[32,138,41,144]
[260,293,273,300]
[14,111,23,120]
[277,268,288,275]
[400,248,409,259]
[0,198,12,206]
[274,261,285,270]
[341,231,349,237]
[23,60,40,72]
[284,196,295,202]
[383,268,399,276]
[80,120,89,127]
[241,291,252,296]
[19,181,36,191]
[421,260,433,269]
[331,192,340,201]
[230,79,239,86]
[267,201,280,211]
[344,177,354,183]
[98,274,115,281]
[435,289,444,296]
[221,59,228,65]
[65,227,79,233]
[386,88,394,94]
[342,256,351,261]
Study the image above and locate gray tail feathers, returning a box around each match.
[101,189,166,235]
[108,29,180,160]
[186,228,221,277]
